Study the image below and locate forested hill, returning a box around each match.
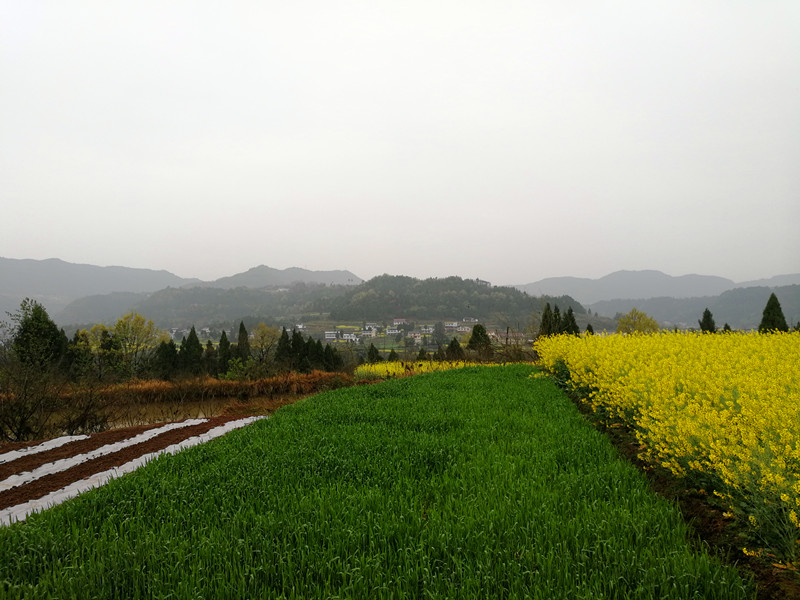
[327,275,584,322]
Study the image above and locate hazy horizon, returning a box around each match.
[3,2,798,285]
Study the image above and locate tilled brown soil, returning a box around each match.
[0,415,257,512]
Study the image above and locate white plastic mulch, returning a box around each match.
[0,419,208,492]
[0,435,90,465]
[0,415,266,527]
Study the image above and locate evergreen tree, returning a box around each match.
[552,305,562,334]
[561,307,580,335]
[466,323,493,359]
[388,349,399,361]
[445,338,465,360]
[291,329,306,368]
[417,347,429,360]
[202,340,218,376]
[274,328,292,368]
[539,303,554,337]
[179,327,204,374]
[698,308,717,333]
[758,292,789,333]
[152,340,179,380]
[585,323,594,335]
[323,344,336,371]
[10,299,65,369]
[217,331,232,376]
[236,322,251,361]
[367,343,382,363]
[723,323,732,332]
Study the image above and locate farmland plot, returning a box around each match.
[0,366,753,599]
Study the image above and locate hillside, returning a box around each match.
[200,265,362,289]
[515,270,800,305]
[0,257,198,319]
[589,285,800,330]
[327,275,584,324]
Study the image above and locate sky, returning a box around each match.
[2,1,798,286]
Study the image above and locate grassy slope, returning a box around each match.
[0,366,753,599]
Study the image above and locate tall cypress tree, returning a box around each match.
[218,330,231,375]
[179,326,204,374]
[274,328,292,368]
[698,308,717,333]
[539,303,554,337]
[552,305,562,335]
[236,322,251,361]
[562,307,580,335]
[758,293,789,333]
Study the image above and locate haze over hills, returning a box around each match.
[0,257,362,323]
[4,258,799,331]
[515,270,800,305]
[196,265,363,289]
[0,257,198,319]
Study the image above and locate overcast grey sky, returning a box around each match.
[2,1,798,285]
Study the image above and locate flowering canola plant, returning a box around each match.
[535,330,800,561]
[354,360,498,381]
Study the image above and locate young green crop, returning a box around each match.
[0,366,753,599]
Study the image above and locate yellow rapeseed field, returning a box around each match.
[535,330,800,562]
[354,360,496,381]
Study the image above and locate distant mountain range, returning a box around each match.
[515,269,800,304]
[0,257,362,323]
[3,258,798,331]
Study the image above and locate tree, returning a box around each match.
[539,303,554,337]
[236,322,251,361]
[445,338,465,361]
[217,330,232,375]
[367,343,383,363]
[698,308,717,333]
[552,306,562,335]
[417,347,429,360]
[113,313,162,377]
[0,300,67,441]
[561,307,580,335]
[179,326,204,374]
[152,339,179,380]
[9,298,65,370]
[388,348,399,361]
[585,323,594,335]
[616,308,659,334]
[466,323,493,359]
[251,323,280,363]
[274,328,292,369]
[758,292,789,333]
[432,322,448,347]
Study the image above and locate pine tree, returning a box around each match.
[723,323,732,332]
[275,328,292,368]
[152,340,179,380]
[466,323,493,359]
[367,343,382,363]
[758,293,789,333]
[552,306,562,334]
[388,349,399,361]
[236,322,251,361]
[291,329,306,370]
[417,347,429,360]
[445,338,465,360]
[217,331,231,376]
[585,323,594,335]
[698,308,717,333]
[179,326,204,374]
[539,303,554,337]
[561,307,580,335]
[202,340,218,376]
